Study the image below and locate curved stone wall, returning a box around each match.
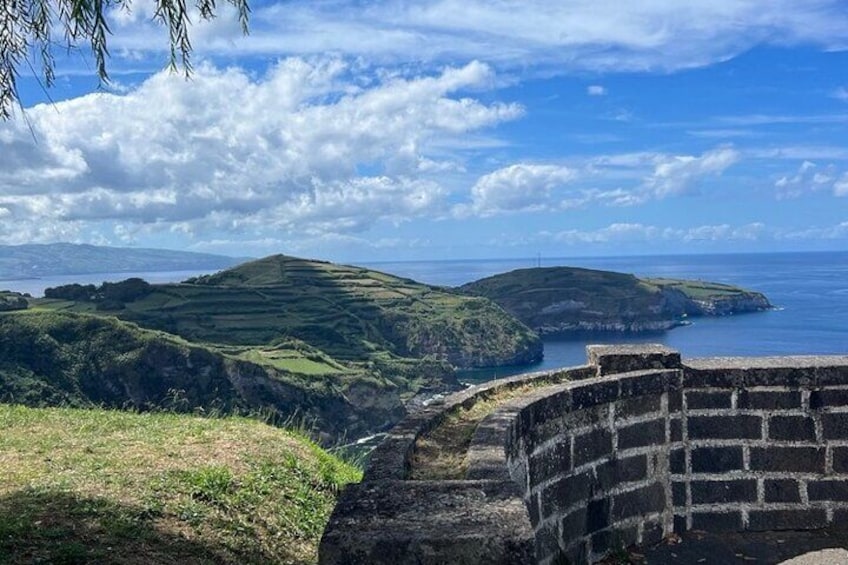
[319,345,848,565]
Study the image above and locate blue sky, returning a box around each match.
[2,0,848,261]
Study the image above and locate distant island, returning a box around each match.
[0,243,246,279]
[460,266,772,334]
[0,253,771,443]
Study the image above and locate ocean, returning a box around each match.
[363,251,848,382]
[3,251,846,382]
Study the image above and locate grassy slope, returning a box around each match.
[0,405,360,564]
[38,255,541,369]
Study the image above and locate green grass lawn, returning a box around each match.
[0,405,361,564]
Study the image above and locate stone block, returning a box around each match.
[747,509,827,531]
[561,507,587,542]
[672,482,687,507]
[617,419,665,450]
[687,415,762,440]
[615,395,661,420]
[611,483,666,520]
[807,480,848,501]
[586,497,610,534]
[670,418,683,442]
[594,455,648,491]
[669,448,686,475]
[619,370,674,399]
[768,415,816,442]
[591,529,612,555]
[691,446,744,474]
[764,479,800,503]
[833,447,848,473]
[686,390,733,410]
[673,515,687,534]
[690,479,757,505]
[668,390,683,412]
[529,439,571,486]
[810,389,848,409]
[572,380,619,411]
[822,413,848,440]
[738,390,801,410]
[541,470,592,518]
[749,446,825,473]
[574,427,613,468]
[587,344,681,376]
[691,511,742,532]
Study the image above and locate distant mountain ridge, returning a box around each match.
[0,243,247,279]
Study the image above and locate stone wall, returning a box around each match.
[319,346,848,564]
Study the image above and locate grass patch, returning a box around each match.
[409,378,565,480]
[0,405,361,564]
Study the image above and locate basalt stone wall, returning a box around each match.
[319,346,848,565]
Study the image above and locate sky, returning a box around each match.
[2,0,848,262]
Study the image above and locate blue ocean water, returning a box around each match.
[364,251,848,381]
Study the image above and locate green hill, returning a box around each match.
[0,311,405,440]
[460,266,772,334]
[40,255,542,368]
[0,404,360,564]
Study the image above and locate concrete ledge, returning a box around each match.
[319,480,534,565]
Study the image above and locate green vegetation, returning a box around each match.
[0,404,360,564]
[0,291,27,312]
[410,377,566,480]
[0,310,405,440]
[19,255,544,438]
[39,254,541,370]
[461,266,771,334]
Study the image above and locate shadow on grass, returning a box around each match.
[0,488,299,565]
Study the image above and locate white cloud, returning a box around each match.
[833,87,848,102]
[0,59,522,244]
[462,147,740,217]
[93,1,848,75]
[774,161,845,198]
[642,147,739,198]
[835,173,848,197]
[464,164,579,216]
[544,222,767,245]
[587,85,607,96]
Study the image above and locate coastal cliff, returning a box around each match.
[460,266,772,335]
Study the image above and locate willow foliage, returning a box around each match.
[0,0,249,119]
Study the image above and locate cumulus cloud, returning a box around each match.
[774,161,845,198]
[642,147,739,198]
[0,59,522,244]
[587,85,607,96]
[461,147,740,216]
[97,1,848,75]
[464,164,579,216]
